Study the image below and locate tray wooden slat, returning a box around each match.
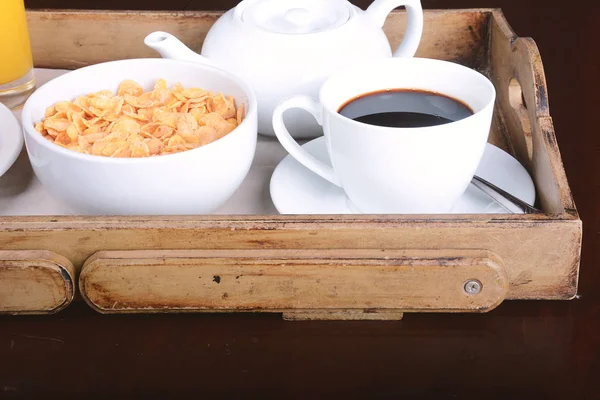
[0,216,579,301]
[27,9,489,71]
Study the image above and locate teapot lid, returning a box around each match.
[236,0,353,34]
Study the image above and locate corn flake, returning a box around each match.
[37,79,244,158]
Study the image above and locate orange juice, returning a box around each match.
[0,0,33,85]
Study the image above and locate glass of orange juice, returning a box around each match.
[0,0,35,109]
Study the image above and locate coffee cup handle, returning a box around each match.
[273,96,342,187]
[366,0,423,58]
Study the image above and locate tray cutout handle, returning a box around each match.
[80,249,508,318]
[499,36,549,172]
[508,77,533,164]
[491,10,576,214]
[0,250,75,315]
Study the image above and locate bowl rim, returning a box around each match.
[21,58,258,164]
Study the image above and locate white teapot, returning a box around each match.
[145,0,423,138]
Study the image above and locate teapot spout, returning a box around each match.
[144,31,214,66]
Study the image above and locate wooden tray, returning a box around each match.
[0,8,581,320]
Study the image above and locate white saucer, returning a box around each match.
[270,137,536,214]
[0,103,24,178]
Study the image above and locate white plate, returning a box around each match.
[0,103,23,178]
[270,137,536,214]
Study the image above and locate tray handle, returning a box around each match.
[490,10,576,214]
[0,250,75,315]
[79,249,508,319]
[503,37,547,168]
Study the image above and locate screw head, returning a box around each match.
[464,280,482,295]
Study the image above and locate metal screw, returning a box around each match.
[464,280,482,295]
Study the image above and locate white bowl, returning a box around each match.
[21,59,257,215]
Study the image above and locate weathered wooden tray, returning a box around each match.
[0,8,581,319]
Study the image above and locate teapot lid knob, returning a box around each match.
[236,0,353,34]
[284,8,312,26]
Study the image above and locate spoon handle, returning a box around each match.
[471,175,542,214]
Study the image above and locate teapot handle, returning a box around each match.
[366,0,423,58]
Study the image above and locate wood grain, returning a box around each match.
[26,9,490,70]
[282,309,405,321]
[0,214,582,301]
[79,249,508,315]
[0,250,75,315]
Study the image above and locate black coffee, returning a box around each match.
[338,89,473,128]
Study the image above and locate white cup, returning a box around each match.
[273,57,496,214]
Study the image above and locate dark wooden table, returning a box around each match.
[2,0,598,398]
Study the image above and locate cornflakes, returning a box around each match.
[36,79,245,158]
